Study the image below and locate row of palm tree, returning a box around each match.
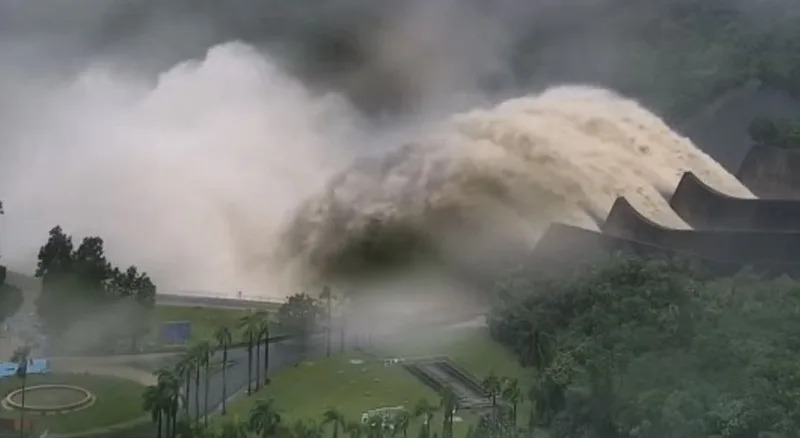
[166,393,462,438]
[143,309,273,438]
[200,372,523,438]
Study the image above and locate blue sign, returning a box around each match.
[161,321,192,344]
[0,359,50,379]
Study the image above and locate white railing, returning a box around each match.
[159,290,285,304]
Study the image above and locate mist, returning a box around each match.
[0,0,792,296]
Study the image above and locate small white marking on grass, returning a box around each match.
[349,359,365,365]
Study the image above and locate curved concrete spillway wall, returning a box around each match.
[737,145,800,198]
[603,196,800,264]
[670,171,800,230]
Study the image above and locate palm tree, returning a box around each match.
[194,341,213,427]
[439,391,457,438]
[218,418,249,438]
[174,354,194,417]
[254,321,263,392]
[395,411,410,438]
[323,407,346,438]
[214,326,233,415]
[482,373,502,409]
[414,399,437,438]
[320,285,333,357]
[144,368,180,438]
[185,343,204,423]
[502,378,521,428]
[257,312,271,386]
[11,344,31,438]
[175,417,213,438]
[345,421,365,438]
[365,415,383,438]
[293,420,322,438]
[248,399,282,438]
[155,368,181,438]
[239,313,261,395]
[143,384,166,438]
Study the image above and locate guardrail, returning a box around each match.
[164,290,284,302]
[155,293,284,309]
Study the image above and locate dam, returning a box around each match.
[532,144,800,277]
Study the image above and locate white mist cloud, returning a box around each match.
[0,42,362,293]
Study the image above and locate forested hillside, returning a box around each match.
[507,0,800,124]
[490,257,800,437]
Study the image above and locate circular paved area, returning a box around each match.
[4,384,95,413]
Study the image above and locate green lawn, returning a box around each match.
[378,326,528,383]
[218,352,451,435]
[215,327,534,437]
[378,326,533,431]
[0,373,146,434]
[151,306,258,345]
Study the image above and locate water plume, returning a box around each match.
[279,86,753,280]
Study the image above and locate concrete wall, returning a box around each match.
[670,172,800,230]
[737,146,800,198]
[603,196,800,264]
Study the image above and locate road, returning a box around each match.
[183,333,331,418]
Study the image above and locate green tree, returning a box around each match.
[501,378,521,428]
[174,418,214,438]
[248,399,282,438]
[323,406,346,438]
[414,399,437,438]
[240,312,261,395]
[395,411,411,438]
[214,326,233,415]
[143,384,167,438]
[174,354,194,418]
[320,286,333,358]
[194,341,213,426]
[749,116,782,146]
[185,343,205,422]
[439,392,456,438]
[218,418,249,438]
[258,312,271,387]
[293,420,322,438]
[481,373,502,409]
[34,226,157,351]
[155,368,181,438]
[277,293,322,357]
[345,421,365,438]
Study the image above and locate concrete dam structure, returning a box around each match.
[531,144,800,277]
[670,172,800,230]
[737,146,800,198]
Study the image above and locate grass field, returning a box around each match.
[0,373,146,434]
[378,326,528,383]
[223,352,437,424]
[151,306,258,345]
[216,326,532,437]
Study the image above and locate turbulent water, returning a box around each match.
[279,86,754,279]
[0,40,754,291]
